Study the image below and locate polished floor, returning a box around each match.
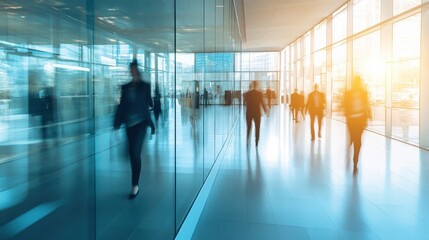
[1,105,428,240]
[189,106,429,240]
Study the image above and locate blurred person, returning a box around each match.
[203,87,209,107]
[290,89,299,122]
[244,80,268,147]
[306,84,326,140]
[344,76,371,175]
[40,86,57,143]
[266,87,272,109]
[114,59,153,199]
[153,83,162,121]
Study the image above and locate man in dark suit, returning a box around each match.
[306,84,326,140]
[290,88,299,122]
[244,80,268,147]
[114,59,153,199]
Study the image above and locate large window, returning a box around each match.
[332,6,348,43]
[391,14,421,143]
[331,43,347,120]
[353,0,381,34]
[393,0,421,15]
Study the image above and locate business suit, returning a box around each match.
[114,79,153,190]
[244,89,267,146]
[290,91,300,121]
[306,89,325,140]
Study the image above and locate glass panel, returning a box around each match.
[331,44,347,120]
[353,0,381,34]
[352,31,384,133]
[332,8,347,43]
[332,7,347,43]
[0,0,95,239]
[94,0,176,239]
[393,0,421,15]
[314,22,327,51]
[392,108,419,143]
[391,14,420,144]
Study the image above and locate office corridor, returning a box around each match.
[189,105,429,240]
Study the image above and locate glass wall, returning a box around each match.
[0,0,242,239]
[281,0,428,148]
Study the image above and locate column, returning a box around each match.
[420,1,429,148]
[382,0,393,137]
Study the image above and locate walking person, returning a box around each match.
[266,87,272,109]
[290,89,299,122]
[344,76,371,175]
[306,84,326,140]
[203,87,209,107]
[244,80,268,147]
[153,82,162,122]
[114,59,153,199]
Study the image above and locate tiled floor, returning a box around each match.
[190,105,429,240]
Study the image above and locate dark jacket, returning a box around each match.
[306,91,325,115]
[344,88,371,126]
[244,89,267,117]
[114,80,153,129]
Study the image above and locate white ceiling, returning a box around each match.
[241,0,349,51]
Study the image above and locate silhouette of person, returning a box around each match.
[306,84,326,140]
[114,59,153,199]
[40,86,56,142]
[244,80,268,147]
[153,83,162,122]
[290,89,299,122]
[344,76,371,175]
[266,87,272,109]
[203,87,209,107]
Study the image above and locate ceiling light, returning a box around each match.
[216,5,223,8]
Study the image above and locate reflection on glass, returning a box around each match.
[392,108,419,143]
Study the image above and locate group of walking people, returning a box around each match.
[245,77,371,176]
[114,60,371,199]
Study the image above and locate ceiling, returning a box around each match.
[241,0,349,51]
[0,0,349,53]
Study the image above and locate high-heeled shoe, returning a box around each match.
[129,187,139,199]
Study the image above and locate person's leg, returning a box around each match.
[254,116,261,146]
[126,122,146,188]
[310,113,316,140]
[317,110,323,138]
[353,126,364,168]
[246,114,252,143]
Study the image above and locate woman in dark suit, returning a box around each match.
[114,59,153,199]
